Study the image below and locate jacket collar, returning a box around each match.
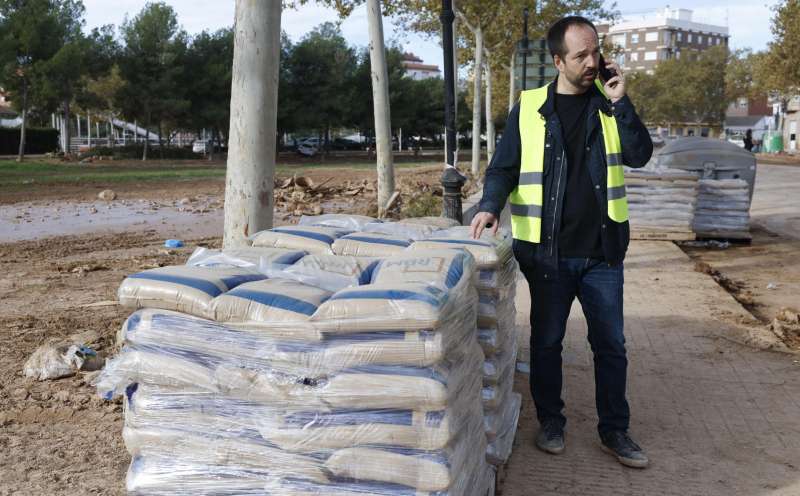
[537,74,612,118]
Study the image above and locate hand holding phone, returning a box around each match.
[598,54,617,83]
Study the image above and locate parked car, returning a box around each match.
[331,138,362,151]
[192,140,226,154]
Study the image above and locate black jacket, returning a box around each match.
[478,77,653,280]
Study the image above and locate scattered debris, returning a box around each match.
[767,282,779,290]
[98,189,117,201]
[23,331,105,381]
[164,239,184,248]
[770,308,800,346]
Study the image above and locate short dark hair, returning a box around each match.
[547,16,598,59]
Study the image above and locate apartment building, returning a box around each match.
[400,53,441,80]
[597,8,729,74]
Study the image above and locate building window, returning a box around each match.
[698,35,704,44]
[738,98,748,108]
[630,52,639,62]
[644,51,657,61]
[688,33,693,43]
[645,31,658,42]
[677,32,683,41]
[675,50,681,59]
[612,34,626,48]
[631,33,639,43]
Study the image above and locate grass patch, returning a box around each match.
[401,191,442,218]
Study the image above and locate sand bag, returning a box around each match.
[398,216,461,229]
[411,227,513,269]
[476,257,519,290]
[298,213,378,231]
[363,221,441,241]
[311,282,465,333]
[370,249,475,291]
[332,232,411,257]
[485,392,522,465]
[251,226,352,254]
[117,265,265,318]
[265,254,378,292]
[186,246,305,270]
[210,279,331,324]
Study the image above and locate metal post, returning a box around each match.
[440,0,465,223]
[521,7,529,90]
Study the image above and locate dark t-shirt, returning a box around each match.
[555,91,603,259]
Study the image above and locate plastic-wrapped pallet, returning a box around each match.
[331,232,411,257]
[298,213,378,231]
[186,246,306,269]
[97,242,494,495]
[408,227,520,465]
[693,178,751,239]
[625,170,699,239]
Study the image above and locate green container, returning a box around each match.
[762,132,783,153]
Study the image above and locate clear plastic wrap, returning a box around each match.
[251,226,353,254]
[476,257,518,290]
[477,286,517,328]
[263,254,378,292]
[397,216,461,229]
[125,383,484,453]
[370,249,476,291]
[118,309,478,375]
[311,282,478,333]
[481,364,515,411]
[410,227,513,269]
[97,342,485,412]
[486,392,522,466]
[117,265,266,319]
[186,246,306,269]
[332,232,411,257]
[477,325,513,358]
[210,278,333,324]
[298,214,379,231]
[362,221,441,241]
[482,339,518,386]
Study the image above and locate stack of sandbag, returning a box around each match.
[624,170,699,240]
[407,227,521,466]
[97,243,495,495]
[693,178,752,239]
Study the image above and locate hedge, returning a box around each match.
[84,144,202,160]
[0,127,59,154]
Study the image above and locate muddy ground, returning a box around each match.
[0,161,797,495]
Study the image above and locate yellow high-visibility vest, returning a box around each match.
[509,79,628,243]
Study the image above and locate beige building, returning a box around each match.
[400,53,441,80]
[597,8,729,74]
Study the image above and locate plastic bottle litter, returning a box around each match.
[164,239,184,248]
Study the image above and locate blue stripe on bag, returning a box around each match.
[328,289,441,307]
[273,251,306,265]
[342,234,410,247]
[443,253,465,288]
[127,272,223,297]
[272,227,337,244]
[284,409,415,427]
[226,288,319,316]
[218,273,266,289]
[424,237,492,247]
[359,260,380,285]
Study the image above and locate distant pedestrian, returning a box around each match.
[744,129,754,152]
[470,15,653,468]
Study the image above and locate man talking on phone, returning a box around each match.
[470,16,653,468]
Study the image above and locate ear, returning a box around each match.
[553,53,565,72]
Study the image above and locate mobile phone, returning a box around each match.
[598,54,617,82]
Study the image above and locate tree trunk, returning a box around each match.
[17,79,28,162]
[223,0,281,248]
[366,0,395,216]
[88,112,92,149]
[508,52,516,112]
[470,26,483,175]
[485,57,495,163]
[63,100,71,157]
[209,125,216,161]
[452,13,459,169]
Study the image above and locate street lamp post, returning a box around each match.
[521,7,529,90]
[440,0,465,223]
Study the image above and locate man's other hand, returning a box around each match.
[470,212,499,239]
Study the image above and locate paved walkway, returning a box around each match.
[751,164,800,239]
[499,241,800,496]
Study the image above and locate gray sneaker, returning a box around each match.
[600,431,649,468]
[535,419,565,455]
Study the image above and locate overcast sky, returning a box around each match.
[83,0,778,71]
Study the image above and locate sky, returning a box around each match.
[83,0,779,72]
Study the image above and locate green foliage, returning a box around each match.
[757,0,800,97]
[83,144,199,160]
[182,28,233,141]
[400,191,441,218]
[0,127,58,154]
[626,45,729,126]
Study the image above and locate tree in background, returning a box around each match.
[183,27,233,159]
[0,0,81,161]
[116,2,189,160]
[284,22,357,151]
[754,0,800,132]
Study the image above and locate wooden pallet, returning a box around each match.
[631,229,696,241]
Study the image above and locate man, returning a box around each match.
[470,16,653,468]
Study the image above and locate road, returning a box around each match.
[751,163,800,239]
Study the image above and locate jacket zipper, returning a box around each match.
[550,149,566,257]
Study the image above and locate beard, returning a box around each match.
[566,68,596,90]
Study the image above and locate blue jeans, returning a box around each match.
[520,257,630,434]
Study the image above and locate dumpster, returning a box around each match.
[653,137,757,201]
[762,132,783,154]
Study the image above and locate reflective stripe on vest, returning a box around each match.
[509,80,629,243]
